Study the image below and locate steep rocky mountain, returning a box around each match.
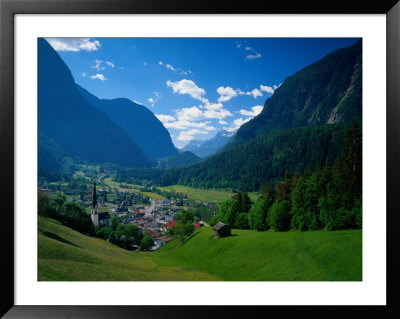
[38,38,151,168]
[77,86,178,159]
[232,40,362,146]
[181,129,236,158]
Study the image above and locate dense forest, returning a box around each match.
[116,122,356,191]
[211,122,362,231]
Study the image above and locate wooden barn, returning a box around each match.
[212,222,231,238]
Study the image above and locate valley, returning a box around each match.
[37,37,363,282]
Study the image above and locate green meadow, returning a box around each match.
[38,217,361,281]
[158,185,258,204]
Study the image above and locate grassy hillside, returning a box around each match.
[38,217,220,281]
[38,218,361,281]
[154,227,362,281]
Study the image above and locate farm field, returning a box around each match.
[158,185,258,204]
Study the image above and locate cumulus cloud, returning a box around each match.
[148,97,155,106]
[178,129,209,141]
[217,86,237,102]
[239,105,263,117]
[219,120,228,125]
[90,74,107,81]
[166,79,208,103]
[175,106,204,121]
[260,85,275,94]
[233,117,252,128]
[46,38,101,52]
[155,114,176,123]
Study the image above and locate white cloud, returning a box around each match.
[119,66,125,70]
[202,102,223,111]
[246,53,262,60]
[219,120,228,125]
[166,79,208,103]
[248,88,263,98]
[237,88,262,98]
[236,41,243,49]
[155,114,176,123]
[46,38,101,52]
[90,74,107,81]
[234,117,252,128]
[148,92,161,107]
[163,119,215,131]
[175,106,204,121]
[132,100,144,105]
[217,86,238,102]
[81,72,87,77]
[159,61,189,75]
[92,59,114,71]
[204,108,233,120]
[245,46,262,60]
[143,62,148,66]
[239,105,263,117]
[260,85,275,94]
[177,129,209,141]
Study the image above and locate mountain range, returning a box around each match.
[181,129,236,158]
[232,39,362,146]
[77,86,177,159]
[39,38,362,190]
[116,40,363,190]
[38,38,178,170]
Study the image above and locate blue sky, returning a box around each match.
[46,37,359,148]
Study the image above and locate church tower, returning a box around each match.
[91,180,99,227]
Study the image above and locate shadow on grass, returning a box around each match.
[180,232,199,246]
[39,230,81,248]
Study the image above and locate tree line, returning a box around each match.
[210,122,362,232]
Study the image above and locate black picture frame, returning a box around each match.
[1,0,399,318]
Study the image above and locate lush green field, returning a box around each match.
[38,217,220,281]
[153,227,362,281]
[158,185,258,204]
[38,218,361,281]
[142,192,165,200]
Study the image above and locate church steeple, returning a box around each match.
[92,180,97,208]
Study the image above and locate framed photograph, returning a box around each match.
[1,0,399,318]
